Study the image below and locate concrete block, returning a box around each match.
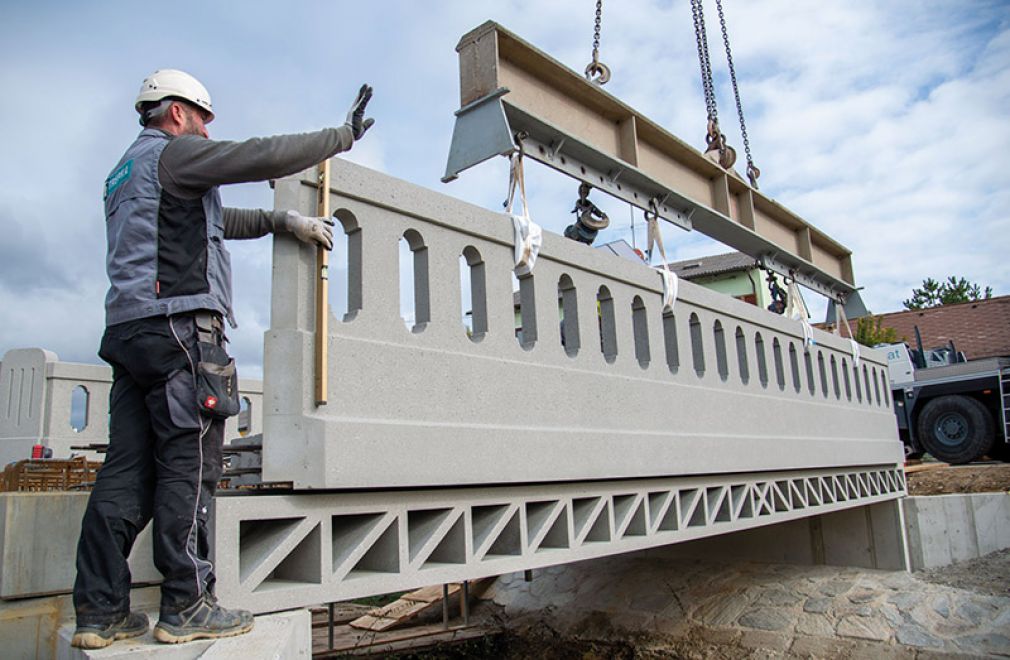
[903,493,1010,570]
[0,587,159,660]
[972,493,1010,555]
[943,494,979,563]
[0,493,159,599]
[55,608,311,659]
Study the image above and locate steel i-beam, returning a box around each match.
[443,21,865,315]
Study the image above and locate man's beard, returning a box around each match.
[182,113,205,137]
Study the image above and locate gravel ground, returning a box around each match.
[917,548,1010,597]
[906,463,1010,496]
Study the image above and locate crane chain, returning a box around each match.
[584,0,611,85]
[715,0,761,188]
[691,0,717,126]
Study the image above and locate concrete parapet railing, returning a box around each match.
[263,159,903,489]
[0,348,263,466]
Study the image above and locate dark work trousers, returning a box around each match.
[73,314,225,626]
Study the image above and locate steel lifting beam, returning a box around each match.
[443,21,865,312]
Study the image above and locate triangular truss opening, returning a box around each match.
[622,499,647,537]
[755,483,773,516]
[525,500,558,543]
[332,513,385,573]
[790,480,807,509]
[239,517,304,584]
[707,486,732,523]
[572,497,601,541]
[648,491,672,531]
[472,504,509,553]
[259,523,322,589]
[806,479,822,506]
[584,505,612,542]
[348,519,399,577]
[679,489,701,527]
[612,494,637,533]
[536,507,570,551]
[424,514,466,566]
[408,508,452,563]
[735,484,754,519]
[772,481,791,512]
[486,510,521,558]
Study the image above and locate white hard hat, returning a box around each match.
[135,69,214,122]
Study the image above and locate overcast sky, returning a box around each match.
[1,1,1007,379]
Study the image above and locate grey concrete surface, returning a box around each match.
[211,467,905,614]
[263,159,902,490]
[0,493,159,599]
[55,608,311,659]
[0,587,160,660]
[904,493,1010,570]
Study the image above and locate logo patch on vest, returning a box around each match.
[104,160,133,200]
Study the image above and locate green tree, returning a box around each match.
[902,276,993,310]
[854,314,899,347]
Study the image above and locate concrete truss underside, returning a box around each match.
[214,465,905,614]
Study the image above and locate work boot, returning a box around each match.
[154,595,254,644]
[71,611,150,649]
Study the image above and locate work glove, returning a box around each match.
[345,84,375,140]
[283,210,334,250]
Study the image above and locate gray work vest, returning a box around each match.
[103,128,234,327]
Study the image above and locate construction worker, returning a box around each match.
[71,69,374,649]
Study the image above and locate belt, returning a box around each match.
[192,310,225,344]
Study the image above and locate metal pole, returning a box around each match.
[327,602,335,650]
[442,583,450,629]
[462,580,470,625]
[314,160,331,406]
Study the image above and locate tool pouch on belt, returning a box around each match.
[195,341,240,419]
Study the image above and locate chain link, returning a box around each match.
[715,0,760,187]
[592,0,602,63]
[691,0,717,126]
[584,0,611,84]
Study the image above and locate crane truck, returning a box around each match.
[886,335,1010,464]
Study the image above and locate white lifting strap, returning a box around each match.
[645,202,678,312]
[833,300,861,367]
[505,151,542,277]
[785,278,815,350]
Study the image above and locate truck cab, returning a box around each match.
[885,342,1010,463]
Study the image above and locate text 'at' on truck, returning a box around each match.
[885,335,1010,464]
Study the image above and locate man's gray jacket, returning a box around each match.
[102,124,354,328]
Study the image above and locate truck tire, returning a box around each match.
[916,395,994,464]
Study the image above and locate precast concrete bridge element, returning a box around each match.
[202,159,907,613]
[0,160,907,617]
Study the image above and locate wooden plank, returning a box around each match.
[350,584,461,631]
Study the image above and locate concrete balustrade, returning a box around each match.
[0,348,263,466]
[263,159,903,489]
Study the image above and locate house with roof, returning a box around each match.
[856,295,1010,359]
[664,250,803,313]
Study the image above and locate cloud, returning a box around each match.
[1,0,1007,378]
